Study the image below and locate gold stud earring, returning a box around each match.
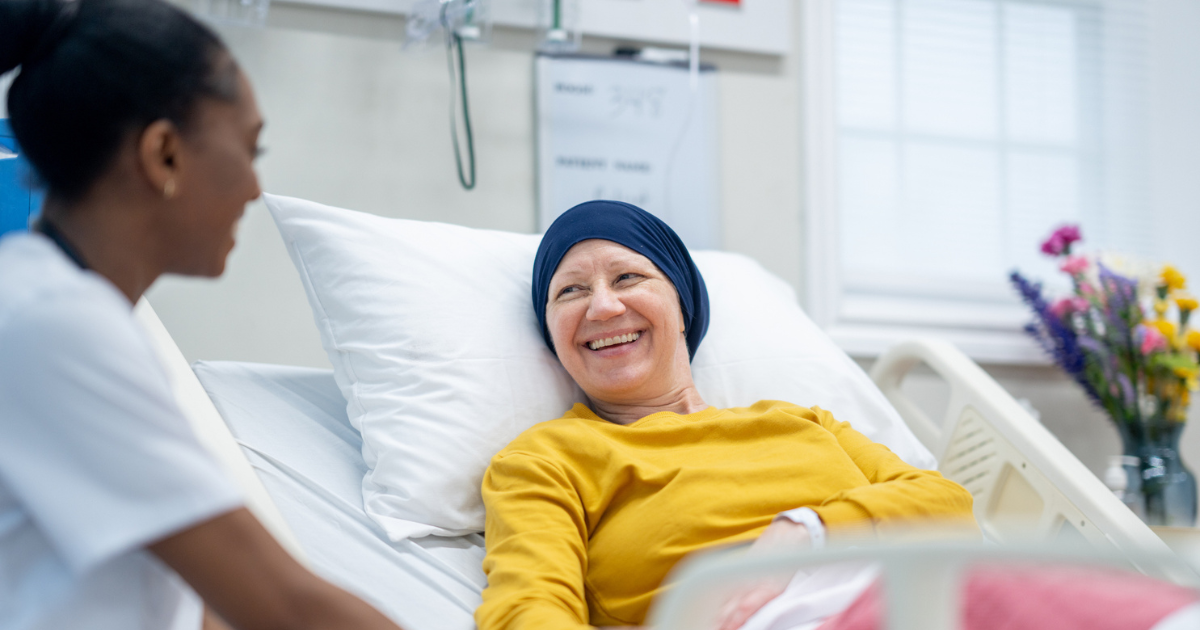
[163,179,176,200]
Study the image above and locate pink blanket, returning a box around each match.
[817,565,1199,630]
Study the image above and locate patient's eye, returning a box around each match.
[615,273,641,285]
[556,285,582,299]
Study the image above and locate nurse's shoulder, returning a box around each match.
[0,231,126,320]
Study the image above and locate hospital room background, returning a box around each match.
[4,0,1200,526]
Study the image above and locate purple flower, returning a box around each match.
[1010,271,1103,408]
[1116,372,1135,410]
[1041,225,1083,257]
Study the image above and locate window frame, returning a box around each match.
[801,0,1106,364]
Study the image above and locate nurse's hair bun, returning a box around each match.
[0,0,66,76]
[4,0,239,203]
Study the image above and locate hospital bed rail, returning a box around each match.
[648,540,1198,630]
[135,300,309,565]
[870,338,1195,584]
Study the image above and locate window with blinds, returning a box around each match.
[826,0,1151,361]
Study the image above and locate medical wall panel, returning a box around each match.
[278,0,789,55]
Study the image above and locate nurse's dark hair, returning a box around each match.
[0,0,238,202]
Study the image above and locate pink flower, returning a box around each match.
[1059,255,1089,275]
[1079,282,1106,307]
[1041,225,1083,256]
[1050,298,1073,318]
[1050,297,1091,319]
[1139,325,1168,354]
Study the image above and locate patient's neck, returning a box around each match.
[589,385,709,426]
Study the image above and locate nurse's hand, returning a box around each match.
[151,507,405,630]
[713,521,812,630]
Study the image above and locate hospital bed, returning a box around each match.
[134,275,1198,629]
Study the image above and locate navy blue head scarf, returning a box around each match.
[532,200,710,361]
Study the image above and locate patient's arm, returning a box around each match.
[801,407,978,540]
[476,452,595,630]
[150,507,404,630]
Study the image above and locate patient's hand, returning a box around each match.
[749,519,812,554]
[714,521,812,630]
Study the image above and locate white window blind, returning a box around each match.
[817,0,1157,362]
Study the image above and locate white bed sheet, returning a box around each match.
[191,360,485,630]
[189,360,1199,630]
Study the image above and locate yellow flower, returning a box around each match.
[1177,295,1199,312]
[1188,329,1200,352]
[1151,319,1178,340]
[1162,265,1187,291]
[1173,365,1198,380]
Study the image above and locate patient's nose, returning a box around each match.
[587,285,626,321]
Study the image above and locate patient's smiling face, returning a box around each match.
[546,239,694,408]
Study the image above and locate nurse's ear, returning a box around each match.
[137,120,184,201]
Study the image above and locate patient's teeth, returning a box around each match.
[588,331,642,350]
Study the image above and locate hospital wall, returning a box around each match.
[3,1,1199,491]
[147,1,804,375]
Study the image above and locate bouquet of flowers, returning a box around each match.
[1010,225,1199,525]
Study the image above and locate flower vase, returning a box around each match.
[1123,421,1198,527]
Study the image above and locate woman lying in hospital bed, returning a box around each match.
[475,200,1199,630]
[475,201,977,630]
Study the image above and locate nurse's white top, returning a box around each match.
[0,233,243,630]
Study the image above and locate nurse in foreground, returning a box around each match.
[0,1,404,629]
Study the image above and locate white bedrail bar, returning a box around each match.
[870,339,1192,583]
[134,300,308,565]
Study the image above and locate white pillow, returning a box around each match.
[689,254,935,469]
[265,194,935,541]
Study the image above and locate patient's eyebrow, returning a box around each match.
[602,255,655,274]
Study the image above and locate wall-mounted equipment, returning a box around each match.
[294,0,789,56]
[407,0,492,45]
[187,0,270,27]
[407,0,493,191]
[0,120,42,238]
[538,0,581,53]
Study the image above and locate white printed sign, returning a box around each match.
[536,54,719,249]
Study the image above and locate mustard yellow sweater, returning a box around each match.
[475,400,975,630]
